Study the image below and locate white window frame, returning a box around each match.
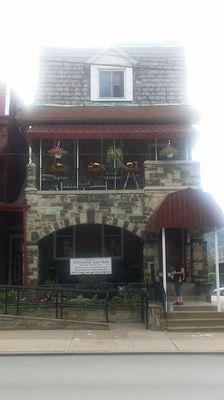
[91,65,133,102]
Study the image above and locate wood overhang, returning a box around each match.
[16,104,199,125]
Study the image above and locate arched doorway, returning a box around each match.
[39,224,143,284]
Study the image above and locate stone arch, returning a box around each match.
[34,210,145,243]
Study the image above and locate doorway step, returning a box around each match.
[164,305,224,332]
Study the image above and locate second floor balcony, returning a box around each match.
[30,138,199,192]
[32,160,200,192]
[38,164,144,191]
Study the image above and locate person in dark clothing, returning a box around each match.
[171,266,185,305]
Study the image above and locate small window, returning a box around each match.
[91,65,133,102]
[99,71,124,98]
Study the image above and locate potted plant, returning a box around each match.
[105,146,123,170]
[123,161,140,172]
[87,161,105,172]
[105,146,123,189]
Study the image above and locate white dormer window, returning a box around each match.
[91,65,133,101]
[88,46,136,102]
[99,70,124,98]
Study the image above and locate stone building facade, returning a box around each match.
[14,43,214,289]
[24,157,202,285]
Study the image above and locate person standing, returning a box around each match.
[172,266,185,305]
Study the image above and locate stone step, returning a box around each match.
[166,325,224,332]
[172,304,217,312]
[165,318,224,328]
[166,311,224,320]
[167,295,207,302]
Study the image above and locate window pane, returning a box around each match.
[103,225,122,257]
[99,71,111,97]
[55,227,74,258]
[75,224,102,257]
[113,71,124,97]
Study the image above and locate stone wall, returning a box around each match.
[25,161,202,284]
[144,161,200,188]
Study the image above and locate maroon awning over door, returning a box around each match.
[148,188,224,230]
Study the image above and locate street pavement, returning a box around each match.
[1,323,224,354]
[0,354,224,399]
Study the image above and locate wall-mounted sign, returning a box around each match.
[70,257,112,275]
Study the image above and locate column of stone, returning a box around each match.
[26,162,37,188]
[25,162,39,285]
[190,231,208,283]
[143,240,159,285]
[26,243,39,285]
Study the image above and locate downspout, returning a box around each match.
[22,206,28,286]
[162,227,167,311]
[215,227,221,312]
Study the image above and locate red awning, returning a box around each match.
[147,188,224,230]
[27,123,197,140]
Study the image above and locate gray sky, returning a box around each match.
[0,0,223,208]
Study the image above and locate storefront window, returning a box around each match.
[54,225,123,259]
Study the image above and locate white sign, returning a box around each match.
[70,257,112,275]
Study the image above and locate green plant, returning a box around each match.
[66,294,105,306]
[41,279,57,299]
[105,146,123,169]
[111,287,141,306]
[208,272,216,286]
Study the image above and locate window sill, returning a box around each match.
[91,97,132,102]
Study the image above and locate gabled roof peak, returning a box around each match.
[86,45,137,66]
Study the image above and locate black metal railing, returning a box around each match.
[38,167,144,191]
[0,284,151,329]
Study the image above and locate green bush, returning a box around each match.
[66,294,105,306]
[208,272,216,285]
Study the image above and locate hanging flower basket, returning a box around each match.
[159,141,178,159]
[48,142,68,159]
[87,161,105,172]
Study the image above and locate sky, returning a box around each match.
[0,0,223,209]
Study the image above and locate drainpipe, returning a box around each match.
[162,227,167,311]
[22,207,28,286]
[39,139,42,190]
[214,227,221,312]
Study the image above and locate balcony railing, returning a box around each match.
[37,167,144,191]
[29,160,200,192]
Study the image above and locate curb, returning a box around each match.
[1,351,224,356]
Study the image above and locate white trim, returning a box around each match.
[86,45,137,65]
[91,65,133,102]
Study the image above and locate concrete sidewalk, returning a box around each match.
[1,323,224,354]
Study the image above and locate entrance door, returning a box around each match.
[9,235,23,285]
[166,228,185,274]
